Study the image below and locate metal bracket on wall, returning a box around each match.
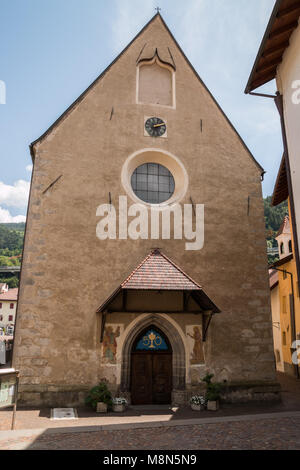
[190,197,196,217]
[136,43,147,63]
[167,47,176,70]
[42,175,63,195]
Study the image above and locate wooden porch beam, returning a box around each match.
[107,310,203,314]
[183,292,192,311]
[100,311,107,343]
[202,312,213,342]
[122,289,127,312]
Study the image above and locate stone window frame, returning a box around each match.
[121,148,189,209]
[136,56,176,109]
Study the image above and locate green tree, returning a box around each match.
[264,196,288,265]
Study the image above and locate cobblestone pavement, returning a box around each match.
[1,414,300,450]
[1,372,300,450]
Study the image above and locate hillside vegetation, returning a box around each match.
[0,223,25,287]
[264,196,288,265]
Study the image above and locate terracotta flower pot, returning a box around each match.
[207,400,219,411]
[113,403,126,413]
[190,403,204,411]
[96,402,108,413]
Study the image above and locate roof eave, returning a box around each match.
[245,0,283,94]
[270,253,293,268]
[97,286,221,314]
[272,154,289,206]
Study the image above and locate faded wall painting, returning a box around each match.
[186,325,205,365]
[102,325,122,364]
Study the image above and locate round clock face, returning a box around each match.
[145,117,167,137]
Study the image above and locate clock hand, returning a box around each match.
[153,123,165,128]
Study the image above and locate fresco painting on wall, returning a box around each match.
[186,325,205,365]
[102,325,121,364]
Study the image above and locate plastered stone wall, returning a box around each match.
[13,15,277,405]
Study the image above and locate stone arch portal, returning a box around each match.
[120,314,186,402]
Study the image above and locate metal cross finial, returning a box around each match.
[155,6,161,13]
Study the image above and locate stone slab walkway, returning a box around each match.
[1,411,300,450]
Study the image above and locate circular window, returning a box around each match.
[121,149,188,207]
[131,163,175,204]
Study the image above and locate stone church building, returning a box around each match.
[13,13,279,406]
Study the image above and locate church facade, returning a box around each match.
[13,14,280,406]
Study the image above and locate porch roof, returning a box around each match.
[97,249,221,314]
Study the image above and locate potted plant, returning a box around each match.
[202,373,221,411]
[112,397,128,413]
[85,382,113,413]
[189,395,206,411]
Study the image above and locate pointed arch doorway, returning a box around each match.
[131,326,172,405]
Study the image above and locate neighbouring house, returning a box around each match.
[0,288,18,336]
[276,216,293,258]
[270,210,300,377]
[245,0,300,299]
[0,283,9,294]
[0,287,18,367]
[0,335,13,367]
[13,12,278,407]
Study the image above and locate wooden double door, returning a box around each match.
[131,352,172,405]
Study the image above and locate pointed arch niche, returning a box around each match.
[137,52,176,108]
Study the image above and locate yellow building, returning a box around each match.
[271,168,300,377]
[269,269,284,373]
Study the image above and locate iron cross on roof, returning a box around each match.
[155,7,161,13]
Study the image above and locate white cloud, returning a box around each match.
[0,180,30,208]
[26,164,33,172]
[0,207,26,223]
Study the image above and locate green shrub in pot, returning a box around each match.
[85,382,113,411]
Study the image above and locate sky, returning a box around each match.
[0,0,282,223]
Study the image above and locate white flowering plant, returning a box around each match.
[112,397,128,405]
[190,395,207,406]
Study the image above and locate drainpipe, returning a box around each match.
[271,266,299,379]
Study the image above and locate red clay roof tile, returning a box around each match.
[0,288,18,301]
[121,249,202,291]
